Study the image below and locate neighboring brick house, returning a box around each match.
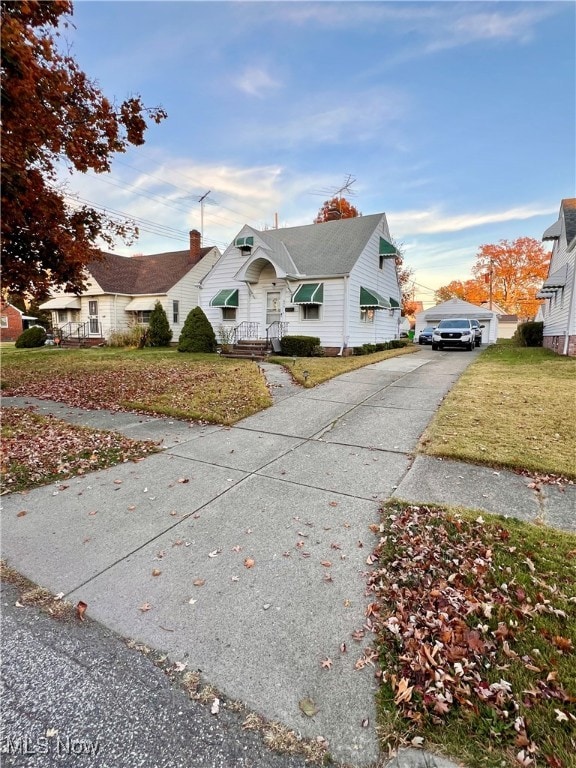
[537,198,576,356]
[40,231,221,345]
[0,301,38,342]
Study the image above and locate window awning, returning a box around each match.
[360,287,390,309]
[210,289,239,307]
[389,297,401,308]
[39,297,81,310]
[542,264,567,289]
[125,297,157,311]
[234,236,254,248]
[379,237,398,257]
[292,283,324,304]
[542,220,561,241]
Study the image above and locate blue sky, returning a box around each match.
[65,1,575,306]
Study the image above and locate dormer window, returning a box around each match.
[234,236,254,252]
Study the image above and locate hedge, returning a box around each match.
[280,335,321,357]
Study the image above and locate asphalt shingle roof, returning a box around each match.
[562,198,576,246]
[252,213,387,277]
[87,247,214,295]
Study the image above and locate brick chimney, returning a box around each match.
[189,229,202,264]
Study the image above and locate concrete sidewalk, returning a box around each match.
[2,348,574,768]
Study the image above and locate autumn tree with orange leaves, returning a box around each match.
[1,0,167,298]
[435,237,549,318]
[314,196,360,222]
[315,197,417,315]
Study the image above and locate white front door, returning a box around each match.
[266,291,281,326]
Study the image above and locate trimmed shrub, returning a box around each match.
[147,301,173,346]
[15,326,46,348]
[178,307,217,353]
[353,346,366,356]
[362,343,377,354]
[513,321,543,347]
[280,335,321,357]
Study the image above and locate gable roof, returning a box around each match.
[87,246,216,295]
[243,213,389,278]
[423,297,494,319]
[562,198,576,247]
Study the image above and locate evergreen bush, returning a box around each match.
[147,301,173,346]
[513,321,543,347]
[178,307,217,353]
[15,326,46,348]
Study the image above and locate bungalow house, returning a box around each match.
[199,213,403,356]
[0,300,38,342]
[537,198,576,356]
[414,298,498,344]
[40,231,220,345]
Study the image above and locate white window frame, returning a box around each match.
[1,316,8,328]
[360,308,375,323]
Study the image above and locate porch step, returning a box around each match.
[220,339,269,361]
[60,337,105,348]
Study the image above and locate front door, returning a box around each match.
[88,300,100,335]
[266,291,281,326]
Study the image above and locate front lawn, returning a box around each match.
[0,347,272,425]
[369,501,576,768]
[419,345,576,479]
[1,407,159,492]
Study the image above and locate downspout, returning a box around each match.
[339,275,349,355]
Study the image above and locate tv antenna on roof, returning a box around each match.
[197,191,212,245]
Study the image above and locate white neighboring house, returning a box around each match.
[40,231,220,345]
[199,213,403,355]
[414,298,498,344]
[479,301,519,339]
[537,198,576,356]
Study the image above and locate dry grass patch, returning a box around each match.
[0,561,75,620]
[270,344,418,387]
[1,347,272,424]
[419,345,576,478]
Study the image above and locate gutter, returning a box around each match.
[562,252,576,355]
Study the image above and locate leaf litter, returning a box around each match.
[365,503,576,768]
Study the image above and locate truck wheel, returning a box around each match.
[432,343,438,350]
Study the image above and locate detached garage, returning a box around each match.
[414,298,498,344]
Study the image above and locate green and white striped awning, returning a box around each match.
[234,236,254,248]
[389,297,401,308]
[210,289,239,307]
[379,237,398,257]
[360,287,390,309]
[292,283,324,304]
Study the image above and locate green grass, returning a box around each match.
[372,501,576,768]
[419,344,576,478]
[269,344,418,387]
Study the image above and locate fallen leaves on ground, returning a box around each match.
[1,354,271,424]
[1,407,160,492]
[367,503,576,768]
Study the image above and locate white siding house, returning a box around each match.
[537,198,576,356]
[414,298,498,344]
[200,214,403,355]
[40,231,220,345]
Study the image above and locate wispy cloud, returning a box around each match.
[388,204,557,237]
[233,66,281,98]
